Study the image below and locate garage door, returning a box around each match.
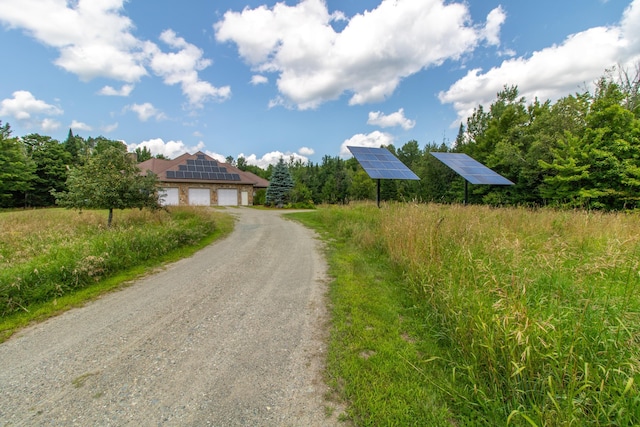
[217,189,238,206]
[159,188,179,206]
[188,188,211,206]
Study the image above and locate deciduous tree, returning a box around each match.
[134,146,153,162]
[541,79,640,209]
[54,141,160,226]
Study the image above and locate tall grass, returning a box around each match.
[311,202,640,425]
[0,207,224,316]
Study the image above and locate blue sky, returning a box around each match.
[1,0,638,167]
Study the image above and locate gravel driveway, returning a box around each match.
[0,208,344,426]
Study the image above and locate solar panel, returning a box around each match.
[430,152,514,185]
[166,167,241,182]
[348,146,419,180]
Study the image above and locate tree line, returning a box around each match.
[0,128,163,210]
[1,66,639,210]
[235,66,640,210]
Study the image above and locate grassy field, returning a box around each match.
[289,203,640,426]
[0,207,234,341]
[3,204,638,425]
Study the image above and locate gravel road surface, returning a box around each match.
[0,208,344,426]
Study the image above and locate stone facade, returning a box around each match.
[160,182,254,206]
[138,151,268,207]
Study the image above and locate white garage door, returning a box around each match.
[218,189,238,206]
[159,187,179,206]
[188,188,211,206]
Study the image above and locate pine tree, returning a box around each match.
[265,157,294,207]
[22,133,72,206]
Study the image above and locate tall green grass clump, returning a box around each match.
[313,203,640,426]
[0,207,225,316]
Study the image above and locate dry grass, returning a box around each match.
[310,202,640,425]
[0,209,171,267]
[0,207,221,316]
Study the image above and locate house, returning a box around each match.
[138,151,269,206]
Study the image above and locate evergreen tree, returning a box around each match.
[22,133,71,206]
[0,122,36,207]
[265,157,294,207]
[63,128,82,163]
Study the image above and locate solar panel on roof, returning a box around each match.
[164,155,244,182]
[430,152,514,185]
[348,146,419,180]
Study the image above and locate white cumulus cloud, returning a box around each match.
[251,75,268,85]
[439,0,640,125]
[149,29,231,107]
[70,120,92,131]
[128,138,206,159]
[0,1,230,107]
[482,6,506,46]
[98,84,134,96]
[0,0,148,82]
[339,131,394,158]
[205,150,227,163]
[239,151,309,169]
[215,0,504,109]
[367,108,415,130]
[101,122,119,133]
[127,103,166,122]
[0,90,63,121]
[41,118,61,132]
[298,146,315,156]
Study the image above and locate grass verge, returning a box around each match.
[0,207,234,342]
[288,208,454,426]
[288,202,640,426]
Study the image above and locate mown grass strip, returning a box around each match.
[288,209,454,426]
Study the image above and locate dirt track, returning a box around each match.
[0,208,343,426]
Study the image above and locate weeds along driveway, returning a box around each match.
[0,207,342,426]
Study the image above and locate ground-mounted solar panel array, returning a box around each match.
[165,156,241,181]
[347,146,420,180]
[430,152,514,185]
